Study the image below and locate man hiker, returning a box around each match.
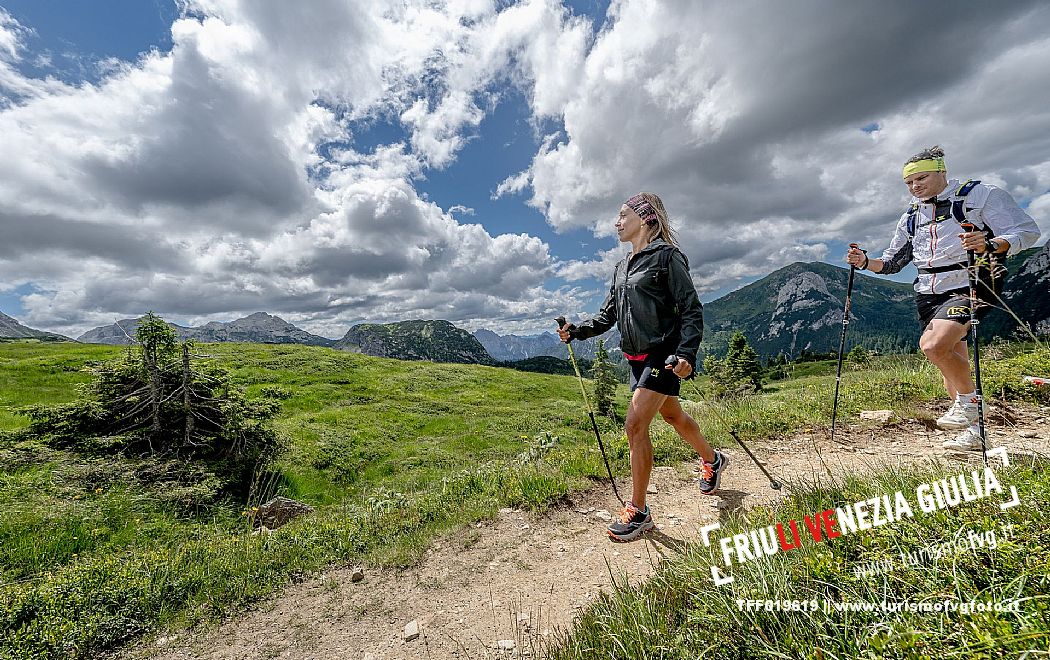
[558,192,726,541]
[846,146,1040,452]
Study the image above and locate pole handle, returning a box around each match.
[555,316,573,343]
[848,242,867,254]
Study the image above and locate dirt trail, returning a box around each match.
[127,403,1050,660]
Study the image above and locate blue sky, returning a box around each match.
[1,2,1048,338]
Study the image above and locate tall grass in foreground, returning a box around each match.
[549,462,1050,659]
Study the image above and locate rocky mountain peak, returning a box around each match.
[772,271,838,318]
[1019,242,1050,279]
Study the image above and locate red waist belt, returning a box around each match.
[623,352,649,362]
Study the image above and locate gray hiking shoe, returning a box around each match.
[943,427,986,452]
[607,502,654,542]
[698,450,728,495]
[936,401,979,430]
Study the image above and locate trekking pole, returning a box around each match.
[830,243,865,446]
[556,317,625,506]
[666,356,784,491]
[959,224,989,466]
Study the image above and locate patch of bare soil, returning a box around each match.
[125,402,1049,660]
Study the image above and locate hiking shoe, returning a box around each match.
[607,502,654,542]
[698,450,728,495]
[943,427,986,452]
[936,401,979,430]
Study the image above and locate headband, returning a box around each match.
[902,157,946,180]
[625,193,659,225]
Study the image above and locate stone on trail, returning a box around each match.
[404,619,420,642]
[496,639,516,650]
[594,509,612,522]
[253,496,314,529]
[350,566,364,582]
[859,410,894,423]
[646,484,659,494]
[1018,430,1039,438]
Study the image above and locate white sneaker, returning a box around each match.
[936,402,978,430]
[943,427,986,452]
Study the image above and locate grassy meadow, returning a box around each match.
[1,339,1049,658]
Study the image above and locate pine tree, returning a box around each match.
[705,331,763,396]
[847,344,870,368]
[591,339,618,419]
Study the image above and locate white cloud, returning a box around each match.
[519,1,1050,277]
[0,1,596,337]
[3,1,1049,340]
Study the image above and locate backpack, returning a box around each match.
[905,179,985,238]
[905,179,1006,281]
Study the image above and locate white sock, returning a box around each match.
[956,392,976,405]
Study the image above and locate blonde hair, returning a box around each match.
[637,192,679,247]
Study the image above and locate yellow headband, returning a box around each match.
[902,157,946,179]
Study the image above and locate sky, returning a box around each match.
[1,1,1049,340]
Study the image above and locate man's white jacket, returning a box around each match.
[878,178,1041,294]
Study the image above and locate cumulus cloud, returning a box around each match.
[3,1,1049,339]
[519,0,1050,284]
[0,1,592,337]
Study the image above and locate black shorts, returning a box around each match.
[627,347,681,397]
[916,278,1002,332]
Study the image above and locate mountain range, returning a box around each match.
[0,312,70,342]
[334,320,496,365]
[75,312,333,346]
[8,242,1047,363]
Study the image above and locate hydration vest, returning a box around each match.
[904,179,1005,280]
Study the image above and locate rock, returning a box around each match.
[252,497,314,530]
[350,567,364,582]
[1018,430,1039,438]
[646,484,659,494]
[404,620,420,642]
[250,526,271,537]
[859,410,894,423]
[496,639,516,650]
[364,654,376,660]
[499,507,514,514]
[594,509,613,522]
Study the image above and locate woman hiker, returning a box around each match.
[558,192,727,542]
[846,146,1040,452]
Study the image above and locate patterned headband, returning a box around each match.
[625,194,659,225]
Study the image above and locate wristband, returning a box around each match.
[860,255,869,271]
[985,238,1001,254]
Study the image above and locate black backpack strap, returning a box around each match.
[951,179,985,232]
[905,203,919,238]
[660,244,687,271]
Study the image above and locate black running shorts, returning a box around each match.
[627,347,682,397]
[916,278,1001,333]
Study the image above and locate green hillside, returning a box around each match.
[333,319,497,365]
[2,340,1048,658]
[702,261,918,359]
